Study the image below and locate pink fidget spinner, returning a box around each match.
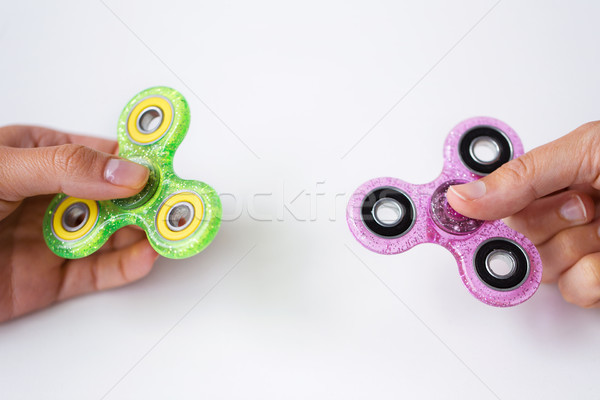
[347,117,542,307]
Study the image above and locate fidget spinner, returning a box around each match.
[43,87,222,259]
[347,117,542,307]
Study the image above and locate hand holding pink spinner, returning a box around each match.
[347,117,542,307]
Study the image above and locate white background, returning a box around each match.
[1,1,599,399]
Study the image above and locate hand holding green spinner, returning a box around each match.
[43,87,222,259]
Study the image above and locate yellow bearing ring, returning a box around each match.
[52,197,99,241]
[156,192,204,241]
[127,96,173,145]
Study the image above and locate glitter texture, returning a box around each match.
[430,180,484,235]
[346,117,542,307]
[43,87,222,259]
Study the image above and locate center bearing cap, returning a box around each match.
[430,180,484,235]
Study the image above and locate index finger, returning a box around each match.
[0,125,118,154]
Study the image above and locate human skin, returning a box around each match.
[0,125,159,323]
[448,121,600,308]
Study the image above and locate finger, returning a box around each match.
[503,191,594,245]
[447,121,600,220]
[0,144,148,201]
[558,252,600,308]
[594,200,600,219]
[100,227,147,252]
[569,183,600,202]
[536,220,600,283]
[57,239,159,300]
[0,125,118,153]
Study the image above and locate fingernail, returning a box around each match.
[449,181,486,201]
[560,195,586,222]
[104,158,149,189]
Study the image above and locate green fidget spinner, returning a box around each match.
[43,87,222,259]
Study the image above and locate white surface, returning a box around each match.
[1,1,600,399]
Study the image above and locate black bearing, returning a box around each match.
[474,238,529,290]
[458,126,512,175]
[361,187,415,238]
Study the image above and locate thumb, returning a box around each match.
[0,143,149,201]
[447,121,600,220]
